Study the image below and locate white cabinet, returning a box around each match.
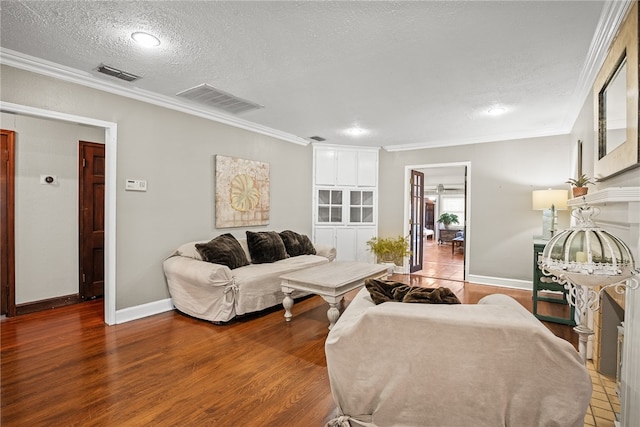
[357,150,377,187]
[356,227,377,262]
[314,146,377,187]
[313,145,379,262]
[316,226,376,262]
[336,228,357,261]
[315,227,337,249]
[315,149,337,186]
[336,150,357,186]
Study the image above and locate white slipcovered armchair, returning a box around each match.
[325,288,591,427]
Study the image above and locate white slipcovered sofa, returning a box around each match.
[163,233,336,323]
[325,287,591,427]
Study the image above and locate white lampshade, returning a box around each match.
[532,189,568,211]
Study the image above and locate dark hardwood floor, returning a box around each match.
[1,247,578,426]
[1,296,342,426]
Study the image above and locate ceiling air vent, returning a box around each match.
[96,64,140,82]
[176,84,263,114]
[310,136,326,141]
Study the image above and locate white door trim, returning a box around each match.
[403,161,471,279]
[1,101,117,325]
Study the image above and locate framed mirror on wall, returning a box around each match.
[593,2,639,181]
[599,55,627,157]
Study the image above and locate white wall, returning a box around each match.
[1,112,104,303]
[378,135,572,285]
[1,65,314,310]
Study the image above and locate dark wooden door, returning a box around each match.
[425,200,435,231]
[79,142,105,300]
[1,130,16,316]
[409,170,424,273]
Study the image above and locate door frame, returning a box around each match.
[403,161,471,279]
[1,129,16,316]
[0,102,117,325]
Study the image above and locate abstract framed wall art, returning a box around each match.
[215,155,270,228]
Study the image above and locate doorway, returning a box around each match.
[1,129,105,315]
[0,102,117,324]
[405,162,469,281]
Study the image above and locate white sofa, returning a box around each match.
[325,287,591,427]
[163,237,336,323]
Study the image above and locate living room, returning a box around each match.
[1,1,639,426]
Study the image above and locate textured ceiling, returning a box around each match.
[0,1,609,149]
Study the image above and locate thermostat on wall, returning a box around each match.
[40,175,58,185]
[125,179,147,192]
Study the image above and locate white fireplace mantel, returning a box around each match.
[569,186,639,427]
[568,187,640,205]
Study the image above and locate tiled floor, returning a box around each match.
[585,361,620,427]
[413,238,464,281]
[408,240,619,426]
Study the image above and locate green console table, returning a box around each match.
[533,240,576,326]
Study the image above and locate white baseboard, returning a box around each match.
[111,278,531,323]
[115,298,174,324]
[466,274,532,291]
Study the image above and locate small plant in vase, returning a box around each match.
[366,235,412,270]
[566,174,595,198]
[437,213,459,229]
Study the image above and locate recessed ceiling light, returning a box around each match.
[344,127,369,137]
[131,32,161,48]
[487,106,506,115]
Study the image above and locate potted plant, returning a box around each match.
[366,235,411,269]
[566,173,595,198]
[437,213,459,229]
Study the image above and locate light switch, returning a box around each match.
[125,179,147,192]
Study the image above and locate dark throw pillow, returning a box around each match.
[246,231,288,264]
[365,278,461,305]
[195,233,250,270]
[279,230,316,257]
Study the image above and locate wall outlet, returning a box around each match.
[125,179,147,192]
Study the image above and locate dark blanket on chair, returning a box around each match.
[365,278,461,305]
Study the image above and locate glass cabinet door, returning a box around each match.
[349,190,374,223]
[318,189,343,223]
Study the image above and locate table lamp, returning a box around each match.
[532,189,568,239]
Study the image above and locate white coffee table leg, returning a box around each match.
[322,295,343,330]
[282,286,294,322]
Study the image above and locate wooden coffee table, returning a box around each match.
[280,261,389,329]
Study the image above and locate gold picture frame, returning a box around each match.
[593,2,639,180]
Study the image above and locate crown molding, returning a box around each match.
[0,48,310,147]
[383,127,570,152]
[312,142,381,151]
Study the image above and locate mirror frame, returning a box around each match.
[598,53,627,158]
[593,2,639,181]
